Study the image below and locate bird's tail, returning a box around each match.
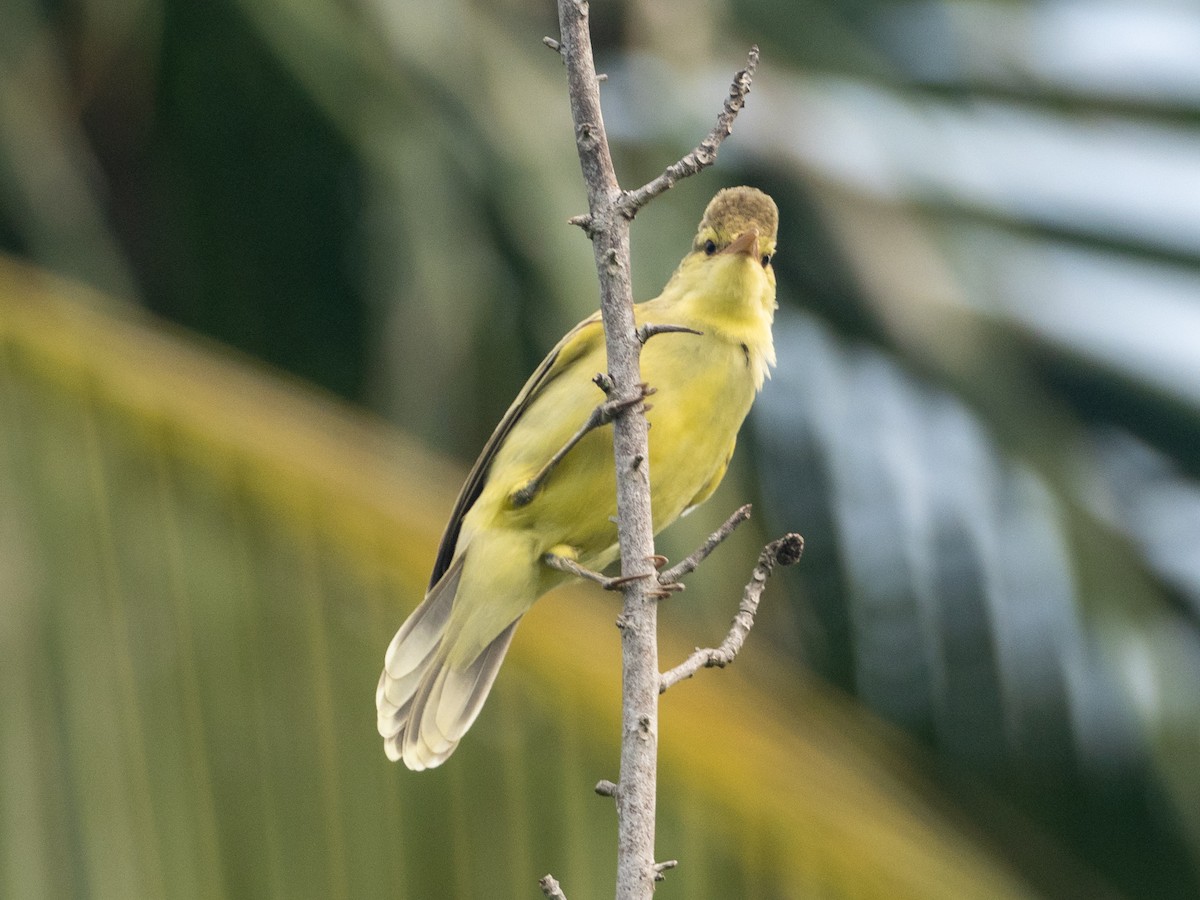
[376,554,519,770]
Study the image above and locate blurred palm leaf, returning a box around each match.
[0,257,1093,899]
[718,3,1200,898]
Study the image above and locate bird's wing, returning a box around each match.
[428,311,605,588]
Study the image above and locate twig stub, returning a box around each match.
[773,532,805,567]
[653,860,679,882]
[568,213,594,233]
[539,874,569,900]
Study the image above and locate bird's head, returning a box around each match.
[671,185,779,312]
[690,185,778,271]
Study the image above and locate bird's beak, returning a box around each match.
[720,227,759,259]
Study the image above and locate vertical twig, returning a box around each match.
[552,4,761,897]
[554,3,661,898]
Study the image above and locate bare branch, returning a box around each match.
[659,533,804,694]
[657,504,752,586]
[619,46,760,219]
[539,874,569,900]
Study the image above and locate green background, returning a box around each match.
[2,0,1199,897]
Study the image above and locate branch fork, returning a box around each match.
[659,533,804,694]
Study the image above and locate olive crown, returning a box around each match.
[697,186,779,244]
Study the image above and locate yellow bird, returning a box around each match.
[377,186,779,769]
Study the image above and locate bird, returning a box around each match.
[377,186,779,769]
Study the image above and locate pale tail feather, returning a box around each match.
[375,556,463,736]
[400,619,519,770]
[376,553,521,769]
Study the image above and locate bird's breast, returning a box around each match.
[640,331,757,498]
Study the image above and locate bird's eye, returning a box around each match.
[703,240,717,256]
[761,254,772,268]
